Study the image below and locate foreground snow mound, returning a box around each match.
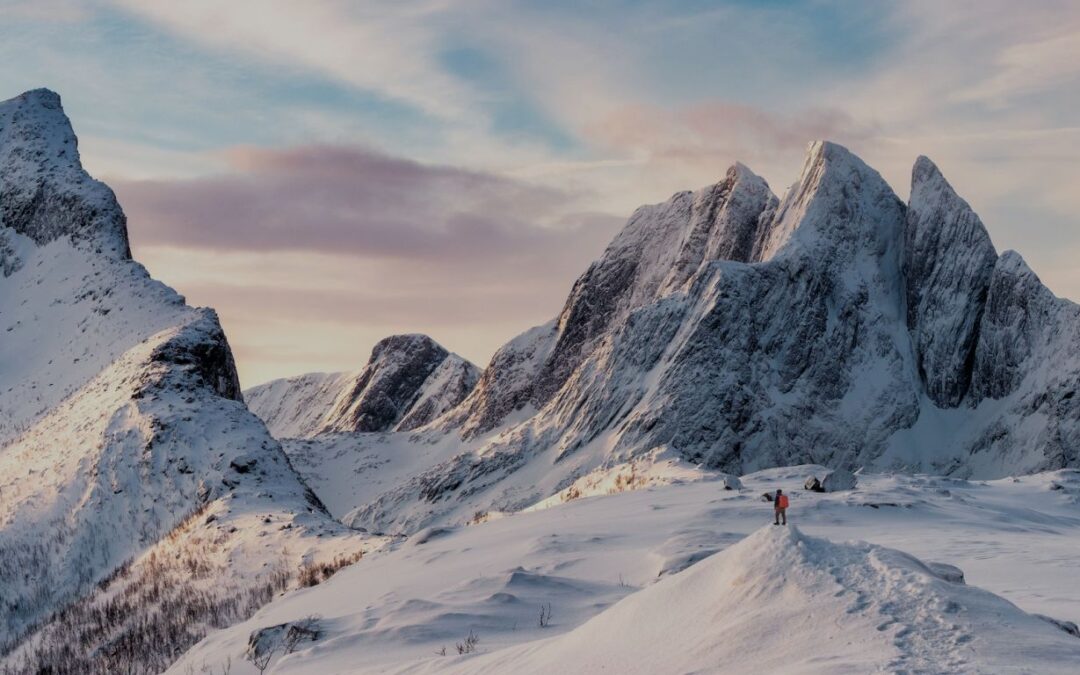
[245,334,480,438]
[422,526,1080,675]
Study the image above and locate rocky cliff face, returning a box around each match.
[245,334,481,438]
[904,156,998,407]
[345,141,1080,532]
[443,163,779,438]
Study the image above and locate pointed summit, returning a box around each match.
[904,155,998,407]
[0,88,129,257]
[758,140,905,266]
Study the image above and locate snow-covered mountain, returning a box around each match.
[296,141,1079,534]
[245,334,480,438]
[0,89,370,673]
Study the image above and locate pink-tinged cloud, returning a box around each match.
[114,144,617,266]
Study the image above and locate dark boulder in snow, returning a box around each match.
[804,476,824,492]
[1034,614,1080,639]
[926,562,965,584]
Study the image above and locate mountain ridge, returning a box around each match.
[314,139,1080,533]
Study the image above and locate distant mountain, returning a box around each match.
[245,334,481,438]
[337,141,1078,533]
[0,89,368,672]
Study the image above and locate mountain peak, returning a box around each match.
[0,87,130,258]
[758,139,904,263]
[904,152,999,406]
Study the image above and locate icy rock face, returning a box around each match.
[347,141,1080,532]
[245,334,480,437]
[904,156,998,407]
[0,89,129,260]
[397,352,481,431]
[970,251,1061,402]
[445,163,778,437]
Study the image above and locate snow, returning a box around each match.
[171,468,1080,674]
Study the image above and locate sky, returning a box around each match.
[1,0,1078,387]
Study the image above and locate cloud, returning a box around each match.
[105,0,478,121]
[115,144,618,265]
[117,146,624,385]
[953,29,1080,106]
[0,0,91,21]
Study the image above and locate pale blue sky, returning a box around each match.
[1,0,1078,385]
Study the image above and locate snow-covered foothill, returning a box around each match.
[417,526,1080,675]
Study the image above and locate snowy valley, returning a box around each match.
[1,85,1078,674]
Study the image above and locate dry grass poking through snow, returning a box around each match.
[298,551,364,588]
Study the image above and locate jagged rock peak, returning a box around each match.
[996,249,1039,277]
[758,140,904,262]
[0,88,130,258]
[905,154,999,407]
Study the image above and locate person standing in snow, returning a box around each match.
[774,489,789,525]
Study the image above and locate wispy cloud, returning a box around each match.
[106,0,480,122]
[115,144,616,262]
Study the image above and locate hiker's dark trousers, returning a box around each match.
[774,507,787,525]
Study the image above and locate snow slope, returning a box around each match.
[245,335,480,438]
[171,468,1080,674]
[420,525,1080,675]
[0,89,371,672]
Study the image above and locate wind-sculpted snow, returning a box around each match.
[245,334,480,438]
[331,141,1080,533]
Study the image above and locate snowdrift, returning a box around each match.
[417,526,1080,675]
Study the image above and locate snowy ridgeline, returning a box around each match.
[172,468,1080,674]
[0,89,376,673]
[259,140,1080,536]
